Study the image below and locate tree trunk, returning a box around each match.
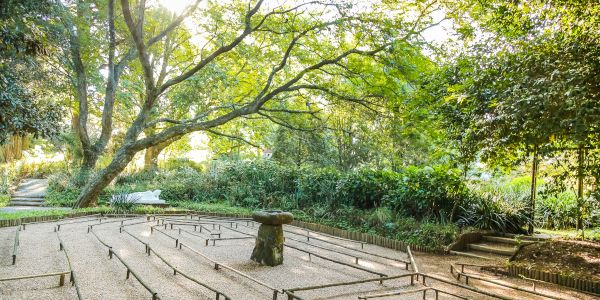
[144,140,171,171]
[81,149,99,170]
[450,163,469,222]
[528,144,539,235]
[74,147,136,208]
[576,145,585,235]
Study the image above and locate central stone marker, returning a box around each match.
[251,210,294,266]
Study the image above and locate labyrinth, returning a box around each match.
[0,214,594,299]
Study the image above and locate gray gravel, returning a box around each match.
[0,215,595,299]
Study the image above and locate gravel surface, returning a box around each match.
[0,215,595,299]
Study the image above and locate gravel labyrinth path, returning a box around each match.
[0,214,595,300]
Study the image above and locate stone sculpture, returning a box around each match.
[250,210,294,266]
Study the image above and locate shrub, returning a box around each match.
[295,167,341,208]
[109,191,140,214]
[536,191,580,229]
[0,194,9,207]
[339,169,398,209]
[384,166,468,220]
[458,194,529,233]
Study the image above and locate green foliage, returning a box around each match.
[537,191,600,230]
[0,193,9,207]
[109,191,140,214]
[458,194,529,233]
[339,169,398,209]
[536,191,579,230]
[0,0,65,144]
[294,167,341,208]
[384,166,468,220]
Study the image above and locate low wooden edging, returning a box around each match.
[290,220,444,253]
[2,209,444,253]
[0,210,196,228]
[508,264,600,295]
[0,211,101,228]
[189,211,445,253]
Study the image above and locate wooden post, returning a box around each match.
[528,144,539,235]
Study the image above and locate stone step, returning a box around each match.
[10,197,45,202]
[12,191,46,198]
[483,236,535,245]
[500,233,551,241]
[8,201,46,207]
[468,243,516,256]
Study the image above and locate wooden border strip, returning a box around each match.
[508,264,600,295]
[283,227,411,264]
[88,227,160,300]
[284,244,388,278]
[420,273,512,300]
[406,246,418,275]
[515,273,600,298]
[55,216,105,231]
[450,264,566,300]
[118,228,233,300]
[87,217,142,232]
[285,235,366,265]
[0,271,70,286]
[150,226,179,247]
[12,226,20,265]
[148,246,233,300]
[357,287,469,300]
[179,242,281,299]
[20,213,102,229]
[236,222,411,265]
[287,224,366,247]
[160,221,215,233]
[57,232,83,300]
[146,221,283,298]
[287,273,416,292]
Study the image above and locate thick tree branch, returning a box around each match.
[206,129,260,148]
[158,0,264,93]
[95,0,117,153]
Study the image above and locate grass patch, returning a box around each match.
[170,201,253,216]
[0,207,107,220]
[538,228,600,242]
[0,194,9,208]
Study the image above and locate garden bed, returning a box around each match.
[511,239,600,281]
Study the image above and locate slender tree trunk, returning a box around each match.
[528,144,539,235]
[576,145,585,235]
[450,162,469,222]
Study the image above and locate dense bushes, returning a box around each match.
[384,166,468,220]
[45,159,533,240]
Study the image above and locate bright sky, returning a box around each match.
[155,0,193,12]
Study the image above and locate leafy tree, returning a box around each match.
[58,0,449,207]
[435,0,600,224]
[0,0,64,144]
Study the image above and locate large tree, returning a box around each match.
[65,0,449,207]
